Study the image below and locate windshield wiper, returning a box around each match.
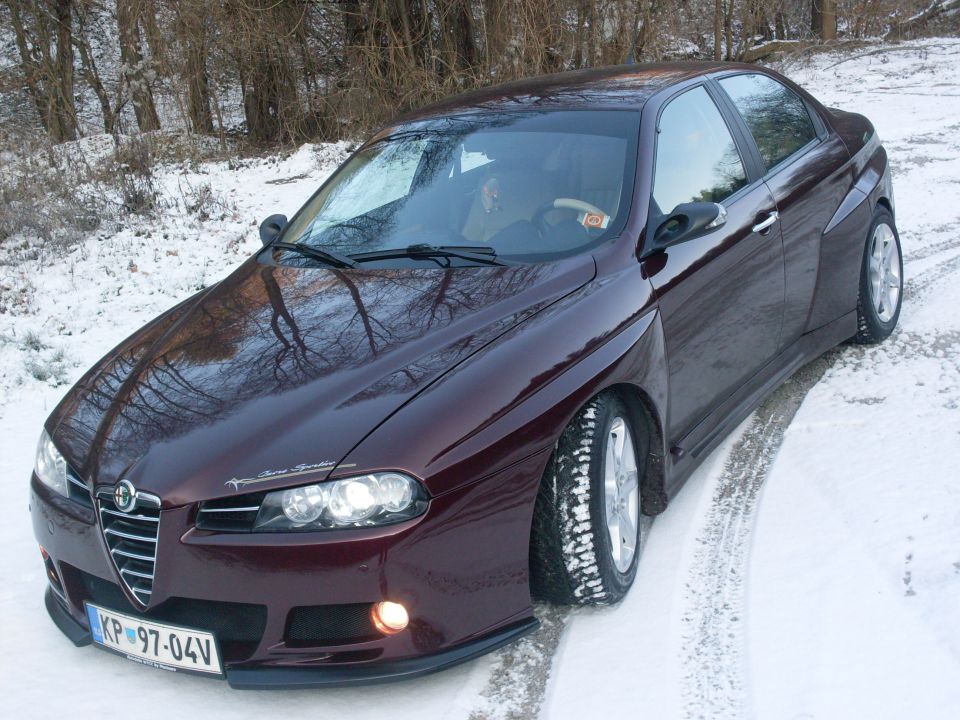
[351,244,505,267]
[271,241,358,269]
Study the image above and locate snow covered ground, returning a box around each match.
[1,39,959,719]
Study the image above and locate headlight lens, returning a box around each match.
[255,472,427,531]
[35,430,69,497]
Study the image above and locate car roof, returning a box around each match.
[394,62,760,123]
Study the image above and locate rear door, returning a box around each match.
[645,84,785,449]
[714,72,852,346]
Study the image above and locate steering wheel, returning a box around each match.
[532,198,608,236]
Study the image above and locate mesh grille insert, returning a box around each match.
[77,570,267,661]
[285,603,379,646]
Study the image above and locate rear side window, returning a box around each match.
[652,86,748,214]
[719,73,817,171]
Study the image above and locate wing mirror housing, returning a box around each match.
[650,202,726,251]
[259,214,288,246]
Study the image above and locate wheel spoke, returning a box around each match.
[618,512,637,555]
[882,233,897,266]
[621,468,639,496]
[885,287,897,318]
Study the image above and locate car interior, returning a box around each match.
[292,121,633,264]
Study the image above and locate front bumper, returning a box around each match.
[43,587,537,687]
[31,449,548,685]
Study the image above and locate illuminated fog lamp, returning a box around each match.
[371,601,409,635]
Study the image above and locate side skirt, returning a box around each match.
[666,309,856,496]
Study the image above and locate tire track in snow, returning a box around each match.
[679,228,960,719]
[468,604,570,720]
[679,355,837,720]
[470,225,960,720]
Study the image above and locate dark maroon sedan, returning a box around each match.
[31,62,901,687]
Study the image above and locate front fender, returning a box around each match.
[334,263,668,499]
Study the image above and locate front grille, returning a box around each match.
[66,466,92,507]
[285,604,379,646]
[74,569,267,662]
[196,493,265,532]
[96,489,160,606]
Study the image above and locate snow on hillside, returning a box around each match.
[1,38,959,720]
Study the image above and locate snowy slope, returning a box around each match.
[2,39,959,720]
[747,40,960,720]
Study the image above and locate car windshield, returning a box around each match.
[275,110,639,265]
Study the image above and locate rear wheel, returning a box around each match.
[530,392,647,605]
[853,208,902,344]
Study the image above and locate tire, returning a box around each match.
[530,392,647,605]
[852,207,903,344]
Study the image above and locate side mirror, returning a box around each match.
[259,214,288,246]
[652,202,726,249]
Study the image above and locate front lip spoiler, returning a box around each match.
[45,588,92,647]
[226,617,540,689]
[44,587,540,687]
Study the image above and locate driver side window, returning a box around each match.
[652,86,748,214]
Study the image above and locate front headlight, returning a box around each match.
[35,430,69,497]
[254,472,427,531]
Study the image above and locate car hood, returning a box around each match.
[49,256,595,506]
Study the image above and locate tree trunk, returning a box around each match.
[714,0,723,60]
[52,0,78,140]
[812,0,838,40]
[117,0,161,132]
[451,0,476,71]
[175,3,213,133]
[724,0,734,61]
[6,0,79,142]
[6,0,50,135]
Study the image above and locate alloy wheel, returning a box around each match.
[869,222,902,323]
[603,417,640,573]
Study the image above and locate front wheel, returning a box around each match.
[530,392,647,605]
[853,208,903,344]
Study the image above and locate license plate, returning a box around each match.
[85,603,223,676]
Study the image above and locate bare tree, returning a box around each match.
[5,0,79,141]
[172,0,213,132]
[812,0,837,39]
[117,0,161,132]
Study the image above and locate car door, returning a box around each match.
[644,84,785,452]
[715,72,853,348]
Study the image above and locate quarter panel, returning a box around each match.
[766,134,851,344]
[805,141,888,332]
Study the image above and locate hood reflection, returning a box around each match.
[51,258,592,497]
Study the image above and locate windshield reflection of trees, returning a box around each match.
[57,262,545,471]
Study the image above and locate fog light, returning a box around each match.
[371,601,409,634]
[40,545,64,596]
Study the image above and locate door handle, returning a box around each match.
[752,211,779,234]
